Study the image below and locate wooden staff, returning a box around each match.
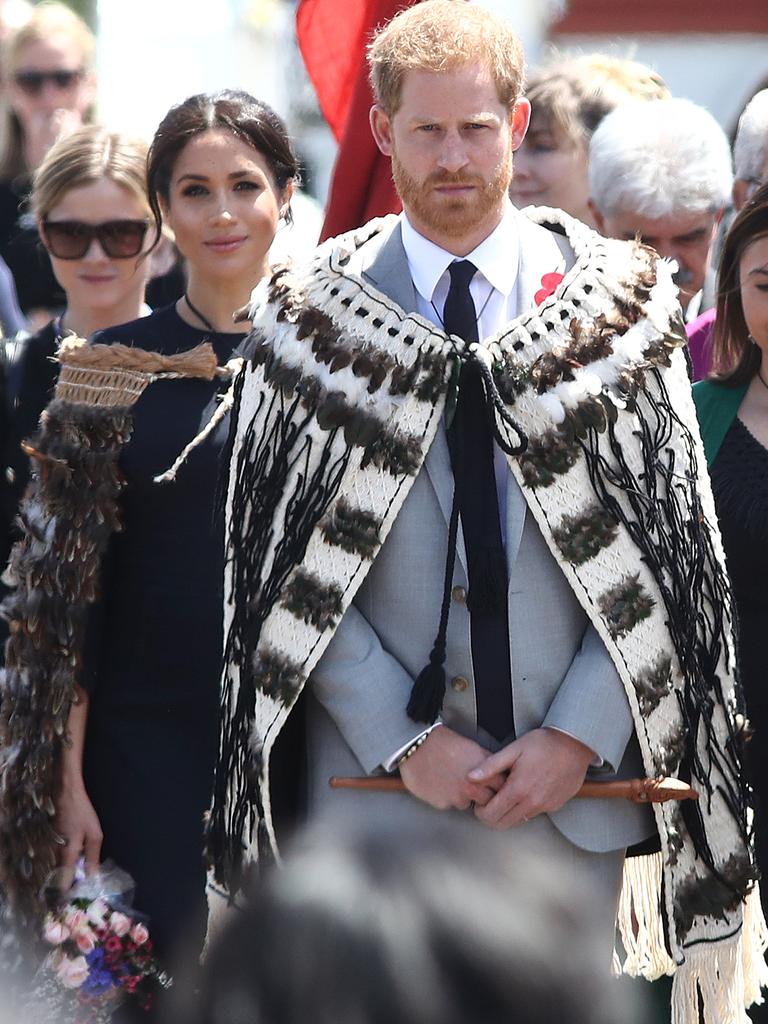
[329,775,698,803]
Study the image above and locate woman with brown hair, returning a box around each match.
[0,90,296,1010]
[693,184,768,990]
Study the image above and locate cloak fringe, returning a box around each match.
[617,851,677,980]
[618,853,768,1022]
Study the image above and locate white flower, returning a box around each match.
[86,898,108,927]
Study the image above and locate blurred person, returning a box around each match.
[0,90,296,1017]
[689,89,768,379]
[588,97,732,320]
[190,821,648,1024]
[206,4,766,1020]
[693,189,768,1024]
[510,54,669,226]
[0,1,95,321]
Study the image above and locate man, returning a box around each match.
[688,88,768,378]
[207,4,766,1018]
[587,97,732,322]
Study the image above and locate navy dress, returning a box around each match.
[710,417,768,1024]
[80,305,240,976]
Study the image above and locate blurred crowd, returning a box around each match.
[0,2,766,1023]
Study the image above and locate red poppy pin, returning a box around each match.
[534,272,564,306]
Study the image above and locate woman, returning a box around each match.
[0,124,153,662]
[693,185,768,1024]
[0,2,96,319]
[2,90,295,992]
[510,54,669,226]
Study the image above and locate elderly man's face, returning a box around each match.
[370,63,529,255]
[591,207,719,308]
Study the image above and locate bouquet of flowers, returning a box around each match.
[25,861,171,1024]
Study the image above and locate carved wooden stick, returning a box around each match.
[329,775,698,803]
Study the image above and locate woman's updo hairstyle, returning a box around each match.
[146,90,298,245]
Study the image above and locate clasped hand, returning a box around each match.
[399,725,594,829]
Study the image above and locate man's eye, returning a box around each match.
[418,124,438,132]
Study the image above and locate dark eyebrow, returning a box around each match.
[176,170,257,184]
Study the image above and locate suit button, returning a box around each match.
[451,675,469,692]
[451,585,467,604]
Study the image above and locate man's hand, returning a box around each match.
[399,726,505,811]
[468,728,594,829]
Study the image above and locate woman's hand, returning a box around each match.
[53,775,103,888]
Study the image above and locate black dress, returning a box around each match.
[710,418,768,1019]
[79,305,241,980]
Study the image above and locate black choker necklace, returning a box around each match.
[184,292,216,333]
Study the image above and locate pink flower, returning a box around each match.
[86,899,109,927]
[64,909,86,932]
[74,929,96,954]
[109,912,131,937]
[42,917,70,946]
[130,923,149,946]
[56,955,90,990]
[534,272,565,305]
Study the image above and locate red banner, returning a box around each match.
[297,0,419,240]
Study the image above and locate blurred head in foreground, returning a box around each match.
[192,822,647,1024]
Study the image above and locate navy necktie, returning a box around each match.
[443,260,514,742]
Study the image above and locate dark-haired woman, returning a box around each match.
[39,91,295,991]
[693,185,768,1001]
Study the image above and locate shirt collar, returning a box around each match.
[400,201,520,304]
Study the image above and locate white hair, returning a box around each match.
[588,98,733,219]
[733,89,768,182]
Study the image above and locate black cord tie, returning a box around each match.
[466,344,528,456]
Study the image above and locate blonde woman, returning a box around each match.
[1,125,152,583]
[0,1,96,318]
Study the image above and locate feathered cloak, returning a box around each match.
[209,209,767,1021]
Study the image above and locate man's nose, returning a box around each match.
[437,131,469,174]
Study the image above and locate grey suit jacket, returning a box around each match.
[306,212,654,853]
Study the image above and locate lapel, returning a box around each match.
[360,219,469,573]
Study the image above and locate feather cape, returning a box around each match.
[209,209,768,1021]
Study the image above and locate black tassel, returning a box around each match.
[407,482,461,725]
[407,642,447,723]
[466,546,507,615]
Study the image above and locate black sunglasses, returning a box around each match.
[13,68,84,96]
[42,219,149,260]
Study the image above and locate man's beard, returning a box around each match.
[392,147,513,240]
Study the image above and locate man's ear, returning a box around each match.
[588,199,605,234]
[510,98,531,151]
[370,104,394,157]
